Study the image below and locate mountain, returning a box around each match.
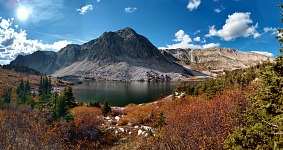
[160,48,272,76]
[10,28,197,81]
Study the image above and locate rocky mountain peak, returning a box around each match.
[116,27,138,38]
[98,27,138,41]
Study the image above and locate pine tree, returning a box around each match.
[154,112,166,129]
[25,80,31,94]
[102,101,111,115]
[16,80,25,95]
[2,88,12,103]
[50,91,59,116]
[38,76,53,110]
[15,80,33,105]
[38,76,43,96]
[64,86,76,109]
[225,4,283,149]
[52,87,76,119]
[56,95,68,118]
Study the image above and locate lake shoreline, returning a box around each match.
[71,80,184,107]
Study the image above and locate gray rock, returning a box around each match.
[10,27,193,81]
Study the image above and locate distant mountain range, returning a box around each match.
[161,48,272,76]
[10,27,272,80]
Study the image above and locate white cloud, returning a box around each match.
[214,5,225,14]
[43,40,71,51]
[125,7,137,13]
[251,51,273,57]
[159,30,220,49]
[202,43,220,48]
[0,18,11,29]
[214,8,221,13]
[0,17,71,64]
[194,30,201,35]
[193,36,201,42]
[97,0,100,2]
[77,5,93,15]
[206,12,260,41]
[187,0,201,11]
[264,27,278,35]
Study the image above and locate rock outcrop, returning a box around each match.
[10,27,272,80]
[10,28,196,81]
[161,48,272,76]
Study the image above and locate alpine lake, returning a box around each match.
[72,81,198,107]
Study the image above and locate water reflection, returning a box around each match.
[73,81,181,106]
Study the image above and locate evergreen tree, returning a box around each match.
[56,95,68,118]
[2,88,12,103]
[50,91,59,116]
[16,80,29,104]
[38,76,53,110]
[25,80,31,94]
[225,5,283,149]
[52,87,76,119]
[64,86,76,109]
[38,76,43,96]
[38,76,52,97]
[154,112,166,129]
[87,101,101,108]
[102,101,111,115]
[16,80,25,95]
[16,80,32,104]
[48,77,52,94]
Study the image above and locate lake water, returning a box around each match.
[73,81,182,107]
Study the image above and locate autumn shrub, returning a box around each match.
[0,105,69,149]
[119,103,160,126]
[143,89,250,149]
[70,106,103,140]
[111,107,126,116]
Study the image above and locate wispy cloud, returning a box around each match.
[125,7,137,13]
[214,8,221,13]
[251,51,273,57]
[263,27,278,35]
[77,4,93,15]
[206,12,260,41]
[24,0,65,23]
[159,30,220,49]
[0,17,71,64]
[194,30,201,35]
[193,37,201,42]
[214,5,225,13]
[187,0,201,11]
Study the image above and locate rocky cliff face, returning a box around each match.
[161,48,273,76]
[10,28,195,81]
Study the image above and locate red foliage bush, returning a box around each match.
[143,89,250,149]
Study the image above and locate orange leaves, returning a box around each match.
[0,109,8,120]
[70,106,103,140]
[70,106,103,129]
[144,89,250,149]
[119,103,160,126]
[0,105,69,149]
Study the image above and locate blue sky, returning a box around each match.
[0,0,281,64]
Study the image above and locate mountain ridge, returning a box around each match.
[10,27,195,81]
[10,27,272,80]
[160,47,272,76]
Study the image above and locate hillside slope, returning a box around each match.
[10,28,196,81]
[161,48,272,76]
